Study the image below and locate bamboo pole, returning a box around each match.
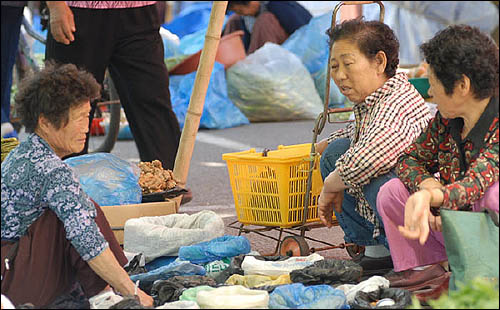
[172,1,228,212]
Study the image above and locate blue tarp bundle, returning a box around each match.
[169,62,249,130]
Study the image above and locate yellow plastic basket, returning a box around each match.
[222,143,334,228]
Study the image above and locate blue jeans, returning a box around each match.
[1,5,24,124]
[320,138,396,248]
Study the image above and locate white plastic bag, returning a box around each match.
[156,300,200,309]
[242,253,324,276]
[196,285,269,309]
[226,43,323,122]
[124,210,225,263]
[336,275,390,305]
[89,290,123,309]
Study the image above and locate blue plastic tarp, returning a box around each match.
[169,62,250,130]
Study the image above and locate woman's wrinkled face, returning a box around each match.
[427,67,459,119]
[330,39,383,104]
[45,101,91,157]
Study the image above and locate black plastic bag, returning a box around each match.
[124,253,147,276]
[352,287,412,309]
[151,275,217,306]
[290,259,363,286]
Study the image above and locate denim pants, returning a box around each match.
[319,138,396,248]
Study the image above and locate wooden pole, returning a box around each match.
[172,1,228,212]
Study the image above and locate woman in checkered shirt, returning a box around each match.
[316,18,432,276]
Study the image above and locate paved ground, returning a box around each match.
[86,118,352,259]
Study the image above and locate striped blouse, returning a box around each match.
[327,72,432,237]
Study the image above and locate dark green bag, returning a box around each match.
[441,208,499,291]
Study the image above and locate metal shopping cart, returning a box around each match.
[223,1,385,258]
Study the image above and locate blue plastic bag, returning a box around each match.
[130,260,206,283]
[162,2,213,39]
[282,12,346,109]
[178,235,251,265]
[169,62,249,130]
[269,283,349,309]
[64,153,142,206]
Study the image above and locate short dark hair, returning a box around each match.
[420,24,499,99]
[326,17,400,78]
[15,61,101,133]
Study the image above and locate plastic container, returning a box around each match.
[169,30,246,75]
[222,143,334,228]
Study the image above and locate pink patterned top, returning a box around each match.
[66,1,156,9]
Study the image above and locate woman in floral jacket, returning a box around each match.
[377,24,499,291]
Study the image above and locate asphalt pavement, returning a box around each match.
[89,119,352,259]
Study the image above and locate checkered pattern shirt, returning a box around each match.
[327,72,432,238]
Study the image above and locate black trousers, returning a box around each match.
[45,4,181,170]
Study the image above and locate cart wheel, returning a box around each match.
[279,236,310,257]
[346,244,365,258]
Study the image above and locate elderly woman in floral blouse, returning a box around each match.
[377,25,499,291]
[1,62,153,307]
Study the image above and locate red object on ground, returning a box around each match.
[90,117,105,136]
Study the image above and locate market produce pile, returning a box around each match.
[138,160,179,194]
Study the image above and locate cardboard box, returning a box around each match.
[101,199,177,245]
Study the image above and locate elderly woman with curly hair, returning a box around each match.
[316,18,432,277]
[1,62,153,307]
[377,24,499,292]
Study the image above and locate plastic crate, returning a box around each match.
[222,143,334,228]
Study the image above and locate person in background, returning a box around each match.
[44,1,192,204]
[316,18,432,277]
[1,1,27,139]
[223,1,312,54]
[377,24,498,292]
[1,62,153,308]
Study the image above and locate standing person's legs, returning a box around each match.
[1,5,24,136]
[248,12,288,54]
[45,8,114,156]
[108,5,181,170]
[377,178,448,272]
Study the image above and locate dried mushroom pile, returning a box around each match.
[138,160,178,194]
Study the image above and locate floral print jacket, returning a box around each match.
[1,134,108,261]
[397,96,499,210]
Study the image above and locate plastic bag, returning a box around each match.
[163,2,213,39]
[178,235,251,265]
[241,253,324,276]
[64,153,141,206]
[152,275,216,306]
[441,209,499,291]
[352,287,412,309]
[289,258,363,286]
[179,286,216,302]
[156,300,200,309]
[124,210,225,262]
[226,43,323,122]
[225,274,291,288]
[268,283,348,309]
[282,12,346,108]
[336,276,390,305]
[169,62,249,130]
[130,260,206,294]
[196,285,269,309]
